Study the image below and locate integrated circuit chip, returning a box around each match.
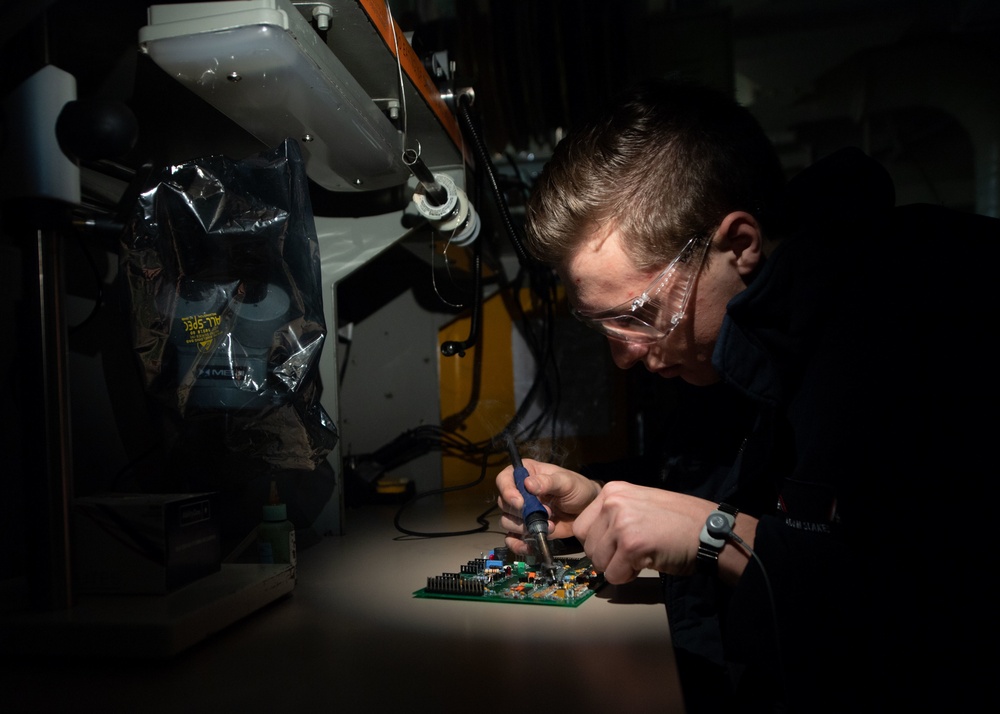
[413,545,604,607]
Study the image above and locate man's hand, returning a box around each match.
[497,462,756,584]
[573,481,756,585]
[496,458,602,556]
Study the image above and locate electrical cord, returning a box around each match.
[435,109,562,446]
[439,175,483,357]
[503,151,532,201]
[392,450,501,538]
[455,92,532,268]
[708,516,789,713]
[438,91,514,357]
[373,68,566,525]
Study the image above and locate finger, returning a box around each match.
[582,521,630,583]
[572,491,601,542]
[496,494,520,519]
[504,534,534,557]
[496,466,525,509]
[519,461,553,497]
[602,556,642,585]
[497,512,524,534]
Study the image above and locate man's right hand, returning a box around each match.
[495,458,602,557]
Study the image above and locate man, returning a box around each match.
[496,80,997,712]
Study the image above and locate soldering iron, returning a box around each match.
[507,440,557,579]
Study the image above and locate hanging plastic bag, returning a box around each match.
[120,138,337,477]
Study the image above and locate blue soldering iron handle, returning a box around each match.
[513,465,548,522]
[508,442,547,526]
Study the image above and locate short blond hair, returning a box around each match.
[526,80,785,270]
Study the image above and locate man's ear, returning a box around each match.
[716,211,763,277]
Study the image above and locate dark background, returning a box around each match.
[3,0,999,213]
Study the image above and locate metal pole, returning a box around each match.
[35,224,74,610]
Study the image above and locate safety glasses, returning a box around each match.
[570,234,711,344]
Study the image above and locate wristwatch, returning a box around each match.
[696,502,739,574]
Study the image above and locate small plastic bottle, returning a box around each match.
[258,481,296,566]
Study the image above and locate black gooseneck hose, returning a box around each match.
[456,92,532,268]
[437,92,561,456]
[439,227,481,357]
[440,93,484,357]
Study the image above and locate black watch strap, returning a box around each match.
[696,502,739,574]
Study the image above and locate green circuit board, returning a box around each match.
[413,545,604,607]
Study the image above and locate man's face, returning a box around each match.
[560,223,740,386]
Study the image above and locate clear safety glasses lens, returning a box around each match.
[571,236,710,344]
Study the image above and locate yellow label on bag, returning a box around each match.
[180,312,223,352]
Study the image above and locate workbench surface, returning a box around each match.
[2,495,684,713]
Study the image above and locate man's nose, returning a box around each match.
[608,339,647,369]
